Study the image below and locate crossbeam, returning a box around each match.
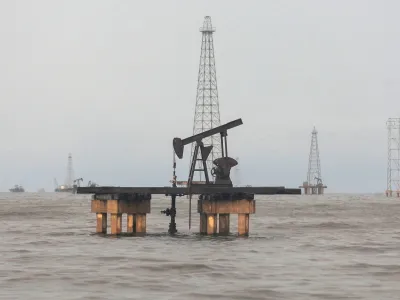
[77,186,301,195]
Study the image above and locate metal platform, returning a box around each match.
[77,186,301,195]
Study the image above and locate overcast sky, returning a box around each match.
[0,0,398,193]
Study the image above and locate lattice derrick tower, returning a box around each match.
[307,127,322,186]
[387,118,400,196]
[64,153,75,188]
[190,16,222,182]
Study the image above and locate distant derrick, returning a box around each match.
[64,153,75,188]
[300,127,327,195]
[55,153,76,193]
[386,118,400,197]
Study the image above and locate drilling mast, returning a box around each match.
[300,127,327,195]
[65,153,75,188]
[386,118,400,197]
[190,16,222,182]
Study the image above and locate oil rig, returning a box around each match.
[78,119,301,236]
[300,127,327,195]
[54,153,76,192]
[76,16,301,236]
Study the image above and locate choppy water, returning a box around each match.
[0,193,399,299]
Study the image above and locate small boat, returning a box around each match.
[9,185,25,192]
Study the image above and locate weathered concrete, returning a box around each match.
[198,198,255,235]
[218,214,230,235]
[199,213,207,234]
[110,213,122,234]
[197,199,255,214]
[206,214,217,235]
[238,213,249,236]
[96,213,107,234]
[127,214,136,233]
[136,214,146,233]
[91,198,151,214]
[90,194,151,235]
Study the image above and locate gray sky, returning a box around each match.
[0,0,398,193]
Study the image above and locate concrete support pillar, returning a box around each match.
[238,213,249,236]
[127,214,136,233]
[218,214,230,235]
[96,213,107,234]
[199,213,207,234]
[111,213,122,234]
[136,214,146,233]
[207,214,217,235]
[318,186,323,195]
[198,198,255,236]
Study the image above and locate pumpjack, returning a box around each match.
[77,118,301,234]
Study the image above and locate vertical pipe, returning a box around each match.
[220,133,225,157]
[224,135,228,157]
[169,195,177,234]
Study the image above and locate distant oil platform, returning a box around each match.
[299,127,327,195]
[54,153,76,192]
[54,153,98,193]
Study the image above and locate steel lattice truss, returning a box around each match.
[307,127,322,186]
[190,16,222,181]
[387,118,400,194]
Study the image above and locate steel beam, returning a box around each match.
[77,186,301,195]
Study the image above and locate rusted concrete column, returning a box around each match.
[218,214,230,235]
[96,213,107,234]
[136,213,146,233]
[127,214,136,233]
[198,198,255,236]
[318,186,324,195]
[199,213,207,234]
[238,213,249,236]
[111,213,122,234]
[207,214,217,235]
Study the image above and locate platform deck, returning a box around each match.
[77,186,301,195]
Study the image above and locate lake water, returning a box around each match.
[0,192,399,299]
